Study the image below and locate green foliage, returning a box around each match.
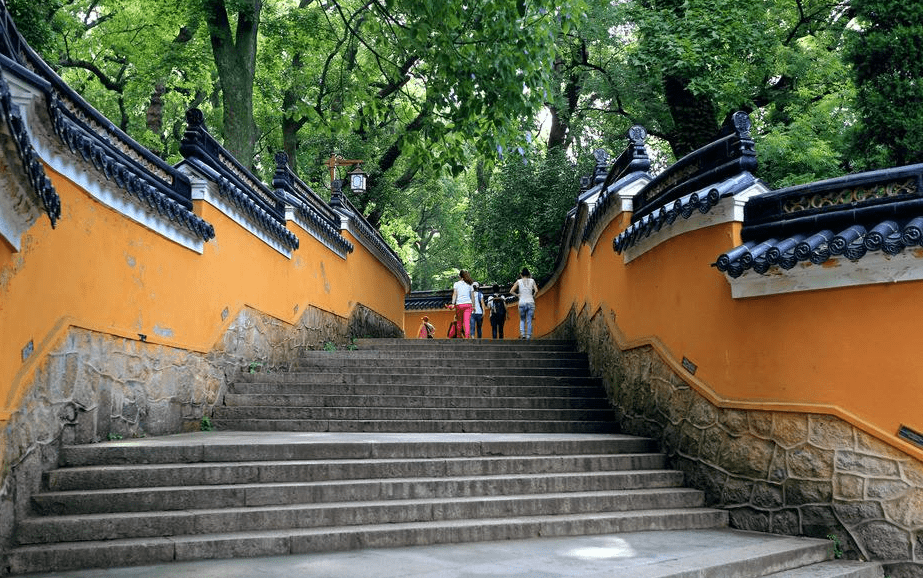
[846,0,923,168]
[200,415,215,432]
[16,0,918,293]
[6,0,65,54]
[323,341,337,352]
[383,172,474,291]
[752,34,856,187]
[826,533,844,559]
[469,149,584,285]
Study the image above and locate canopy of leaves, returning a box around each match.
[468,149,584,287]
[846,0,923,168]
[14,0,917,291]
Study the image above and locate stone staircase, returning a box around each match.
[4,339,882,577]
[214,339,618,433]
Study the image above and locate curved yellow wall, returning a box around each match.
[534,214,923,461]
[1,164,407,420]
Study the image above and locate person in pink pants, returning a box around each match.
[451,269,475,338]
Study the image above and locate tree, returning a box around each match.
[204,0,261,165]
[256,0,587,227]
[469,149,584,285]
[540,0,861,188]
[846,0,923,168]
[6,0,63,54]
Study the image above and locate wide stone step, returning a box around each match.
[605,534,836,578]
[56,433,657,467]
[211,406,614,422]
[291,354,590,365]
[764,560,884,577]
[32,469,687,515]
[18,488,707,544]
[233,374,603,390]
[6,509,730,575]
[263,364,592,377]
[222,393,610,409]
[46,452,668,491]
[210,418,621,434]
[353,338,579,351]
[296,350,589,361]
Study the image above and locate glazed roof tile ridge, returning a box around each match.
[0,6,214,241]
[271,152,354,256]
[0,57,59,228]
[717,163,923,278]
[582,127,651,244]
[613,172,756,254]
[404,286,516,310]
[328,186,410,288]
[179,108,297,251]
[716,217,923,278]
[405,289,453,310]
[630,112,757,223]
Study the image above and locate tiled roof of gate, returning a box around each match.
[716,164,923,277]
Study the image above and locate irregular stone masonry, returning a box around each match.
[552,306,923,578]
[0,303,400,567]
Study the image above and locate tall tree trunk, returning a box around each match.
[282,54,307,176]
[662,74,720,158]
[546,69,582,152]
[204,0,261,168]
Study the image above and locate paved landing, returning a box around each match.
[20,529,827,578]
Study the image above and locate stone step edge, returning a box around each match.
[604,535,833,578]
[19,487,708,543]
[6,508,729,575]
[33,469,686,511]
[763,560,884,578]
[222,394,611,404]
[45,453,666,491]
[58,438,658,466]
[50,452,663,476]
[231,379,602,388]
[212,408,615,419]
[207,419,620,432]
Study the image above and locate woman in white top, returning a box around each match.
[451,269,475,338]
[510,267,538,339]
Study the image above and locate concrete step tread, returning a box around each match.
[608,534,832,578]
[210,419,621,434]
[211,408,615,419]
[221,394,610,408]
[46,453,668,492]
[229,381,604,392]
[353,338,577,347]
[32,470,689,516]
[23,487,707,529]
[52,451,664,475]
[8,508,730,562]
[295,350,588,359]
[763,560,884,577]
[57,432,656,465]
[17,488,716,544]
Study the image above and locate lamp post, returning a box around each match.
[322,154,366,194]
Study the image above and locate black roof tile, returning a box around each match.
[716,163,923,279]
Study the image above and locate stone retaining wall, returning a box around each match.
[0,303,401,566]
[552,306,923,578]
